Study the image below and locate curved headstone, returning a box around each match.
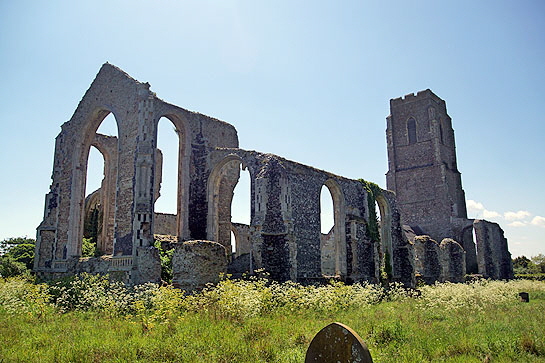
[305,322,373,363]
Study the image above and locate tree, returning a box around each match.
[6,243,35,270]
[513,256,531,269]
[1,237,35,254]
[0,237,36,276]
[512,255,545,274]
[531,254,545,273]
[0,255,30,278]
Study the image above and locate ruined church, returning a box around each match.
[34,64,513,287]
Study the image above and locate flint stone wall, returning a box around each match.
[35,63,237,283]
[439,238,465,283]
[231,222,251,257]
[474,220,513,280]
[208,149,414,286]
[36,64,418,287]
[413,235,466,283]
[154,213,177,236]
[413,236,442,284]
[172,240,228,291]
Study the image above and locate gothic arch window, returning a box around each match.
[407,118,417,144]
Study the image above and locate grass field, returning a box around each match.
[1,275,544,362]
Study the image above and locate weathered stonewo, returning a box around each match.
[231,223,251,257]
[34,64,415,286]
[386,90,468,241]
[171,240,227,291]
[413,235,442,284]
[207,148,414,285]
[154,213,177,236]
[387,90,513,281]
[35,63,237,283]
[439,238,465,283]
[132,246,162,285]
[305,322,373,363]
[38,66,513,287]
[474,220,513,280]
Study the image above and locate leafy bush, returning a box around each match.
[513,254,545,274]
[47,273,159,315]
[418,279,545,312]
[0,256,30,278]
[81,237,98,258]
[153,239,174,283]
[515,273,545,281]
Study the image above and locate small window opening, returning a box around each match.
[408,118,417,144]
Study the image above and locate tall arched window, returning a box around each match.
[407,118,417,144]
[319,180,346,277]
[83,113,118,256]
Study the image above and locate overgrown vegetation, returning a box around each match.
[359,180,392,282]
[154,239,174,283]
[2,236,545,361]
[358,179,382,245]
[1,274,544,362]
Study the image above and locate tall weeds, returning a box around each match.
[1,275,544,362]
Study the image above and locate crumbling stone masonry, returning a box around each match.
[171,240,228,291]
[35,64,414,287]
[473,220,513,280]
[410,233,466,284]
[35,66,513,288]
[386,90,513,281]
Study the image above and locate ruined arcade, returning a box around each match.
[34,64,512,287]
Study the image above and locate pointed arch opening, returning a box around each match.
[230,230,237,255]
[230,164,251,257]
[375,194,394,281]
[207,155,246,256]
[81,112,119,257]
[319,180,346,277]
[153,117,181,241]
[153,113,191,241]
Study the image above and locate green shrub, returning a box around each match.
[153,240,174,283]
[81,237,98,257]
[0,256,30,278]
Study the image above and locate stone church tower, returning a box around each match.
[386,89,468,242]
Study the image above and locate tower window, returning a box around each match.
[407,118,417,144]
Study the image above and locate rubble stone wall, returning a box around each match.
[474,220,514,280]
[38,67,512,287]
[172,240,227,291]
[207,148,414,285]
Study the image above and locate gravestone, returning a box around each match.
[305,322,373,363]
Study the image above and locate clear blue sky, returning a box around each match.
[1,1,544,257]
